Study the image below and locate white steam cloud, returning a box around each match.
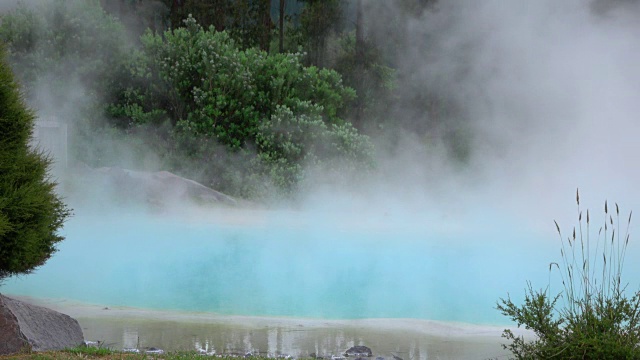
[331,0,640,229]
[6,0,640,329]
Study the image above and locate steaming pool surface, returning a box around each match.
[3,207,560,325]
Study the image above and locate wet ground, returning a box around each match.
[10,296,527,360]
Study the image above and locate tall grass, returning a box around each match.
[498,189,640,359]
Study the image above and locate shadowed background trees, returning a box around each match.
[0,0,457,200]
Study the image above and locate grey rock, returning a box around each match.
[92,166,237,206]
[0,294,84,355]
[344,346,373,357]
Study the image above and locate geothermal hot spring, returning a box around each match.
[3,165,640,360]
[4,205,558,322]
[6,1,640,358]
[3,194,617,359]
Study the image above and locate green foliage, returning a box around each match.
[111,15,368,198]
[63,345,112,356]
[497,190,640,359]
[0,47,71,281]
[0,2,374,200]
[117,16,354,143]
[254,103,373,193]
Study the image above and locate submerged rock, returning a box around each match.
[145,347,165,355]
[344,346,373,357]
[0,294,84,355]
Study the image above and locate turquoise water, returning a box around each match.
[3,207,563,324]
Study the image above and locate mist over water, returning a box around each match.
[5,0,640,328]
[4,207,557,325]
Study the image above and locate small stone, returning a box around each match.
[344,346,373,357]
[145,347,164,354]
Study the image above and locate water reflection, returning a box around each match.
[122,328,139,349]
[77,316,509,360]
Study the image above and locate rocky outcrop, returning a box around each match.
[0,295,84,355]
[81,165,237,207]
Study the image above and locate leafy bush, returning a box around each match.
[254,102,373,194]
[111,15,371,198]
[498,190,640,359]
[0,47,71,281]
[114,15,354,145]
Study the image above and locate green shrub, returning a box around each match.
[254,102,374,194]
[110,15,370,198]
[114,15,355,145]
[0,46,71,281]
[497,190,640,359]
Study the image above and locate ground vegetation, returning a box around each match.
[498,190,640,359]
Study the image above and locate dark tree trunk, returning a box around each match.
[169,0,187,28]
[212,0,227,31]
[279,0,285,53]
[354,0,364,129]
[259,0,272,52]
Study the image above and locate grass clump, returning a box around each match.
[497,189,640,359]
[62,346,113,356]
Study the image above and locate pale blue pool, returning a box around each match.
[1,207,576,324]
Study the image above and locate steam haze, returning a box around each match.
[15,0,640,218]
[335,0,640,228]
[5,0,640,329]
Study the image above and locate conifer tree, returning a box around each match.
[0,46,71,282]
